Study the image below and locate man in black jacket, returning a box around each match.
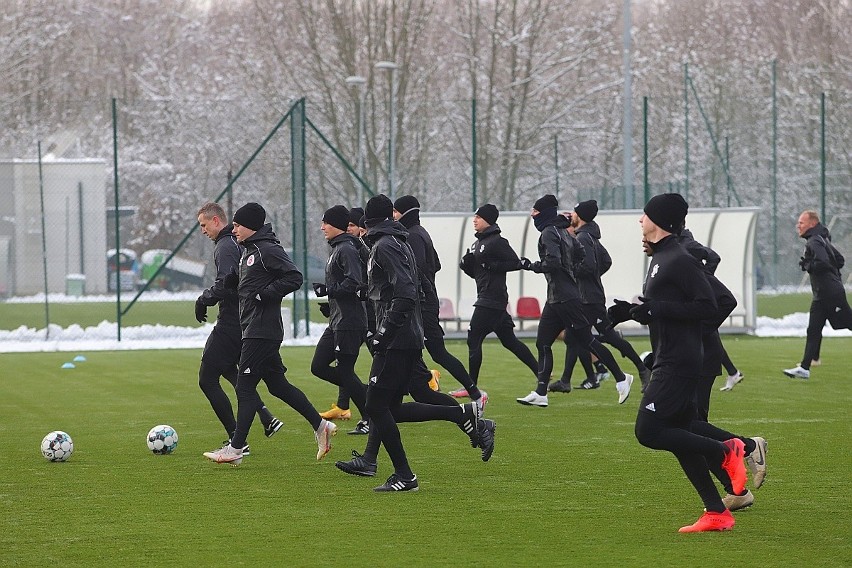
[783,210,852,379]
[623,193,747,532]
[552,200,651,393]
[340,195,485,491]
[195,202,281,451]
[310,205,369,433]
[517,194,633,407]
[203,202,336,466]
[459,204,539,387]
[393,195,487,412]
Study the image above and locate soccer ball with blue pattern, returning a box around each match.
[147,425,178,455]
[41,431,74,462]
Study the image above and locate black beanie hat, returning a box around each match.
[574,199,598,222]
[322,205,350,231]
[393,195,420,217]
[348,207,365,226]
[475,203,499,226]
[233,202,266,231]
[365,194,394,223]
[644,193,689,234]
[533,194,558,212]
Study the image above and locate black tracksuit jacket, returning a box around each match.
[398,212,441,313]
[679,228,721,274]
[800,224,845,301]
[573,221,612,306]
[459,224,522,310]
[530,216,584,304]
[365,220,424,350]
[642,235,718,378]
[237,224,304,341]
[324,233,367,332]
[197,223,241,330]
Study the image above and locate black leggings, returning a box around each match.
[311,328,367,417]
[422,309,480,398]
[467,306,538,384]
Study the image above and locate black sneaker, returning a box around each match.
[347,419,369,435]
[478,419,496,462]
[264,417,283,438]
[373,473,419,492]
[579,377,600,390]
[547,380,572,393]
[335,450,377,477]
[459,402,480,448]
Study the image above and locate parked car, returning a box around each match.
[140,249,206,291]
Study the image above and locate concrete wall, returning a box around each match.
[422,207,759,333]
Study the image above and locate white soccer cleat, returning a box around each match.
[203,444,244,466]
[315,418,338,460]
[722,490,755,511]
[719,371,744,391]
[516,391,548,407]
[616,373,633,404]
[783,365,810,379]
[745,436,767,489]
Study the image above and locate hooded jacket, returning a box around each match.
[324,233,367,331]
[678,228,721,275]
[642,235,718,378]
[460,224,522,310]
[237,224,304,340]
[530,215,584,304]
[572,220,612,306]
[197,223,241,330]
[364,219,424,350]
[800,223,845,300]
[398,211,441,312]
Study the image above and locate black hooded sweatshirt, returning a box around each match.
[800,223,845,301]
[364,219,424,350]
[397,210,441,313]
[237,224,303,341]
[460,223,522,310]
[678,228,721,275]
[197,223,241,330]
[324,232,368,332]
[530,215,584,304]
[573,220,612,306]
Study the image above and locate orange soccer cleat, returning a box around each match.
[678,510,735,533]
[721,438,748,495]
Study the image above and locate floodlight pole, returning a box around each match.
[375,61,398,199]
[346,75,368,205]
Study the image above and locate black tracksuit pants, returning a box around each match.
[467,306,539,385]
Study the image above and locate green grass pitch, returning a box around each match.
[1,336,850,567]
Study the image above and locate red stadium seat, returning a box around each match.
[516,296,542,330]
[438,297,462,330]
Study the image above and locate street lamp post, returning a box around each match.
[345,75,367,205]
[375,61,398,199]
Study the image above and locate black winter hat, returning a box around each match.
[644,193,688,234]
[233,202,266,231]
[348,207,365,226]
[574,199,598,222]
[393,195,420,217]
[323,205,350,231]
[475,204,499,226]
[533,194,558,212]
[365,194,394,222]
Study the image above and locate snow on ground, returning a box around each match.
[0,290,849,353]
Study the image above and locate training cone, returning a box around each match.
[61,362,76,369]
[73,355,87,362]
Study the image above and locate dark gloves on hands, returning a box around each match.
[519,257,532,271]
[356,284,368,301]
[606,299,636,328]
[312,282,328,297]
[254,287,278,304]
[799,256,809,271]
[223,271,239,290]
[318,302,330,318]
[194,299,207,323]
[629,297,658,325]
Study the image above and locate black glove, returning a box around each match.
[629,298,658,325]
[194,299,208,323]
[223,271,239,290]
[606,299,636,328]
[519,257,532,271]
[480,261,491,271]
[254,287,278,304]
[370,330,391,352]
[318,301,330,318]
[312,282,328,297]
[356,284,368,301]
[799,256,809,271]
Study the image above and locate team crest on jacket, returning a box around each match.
[247,255,255,267]
[650,263,659,278]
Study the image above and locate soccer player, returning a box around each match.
[624,193,748,532]
[194,202,282,452]
[459,203,539,388]
[783,209,851,379]
[309,205,369,434]
[393,195,487,412]
[517,194,633,407]
[203,202,336,465]
[337,195,485,491]
[552,199,651,393]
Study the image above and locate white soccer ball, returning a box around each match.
[41,431,74,462]
[146,424,178,455]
